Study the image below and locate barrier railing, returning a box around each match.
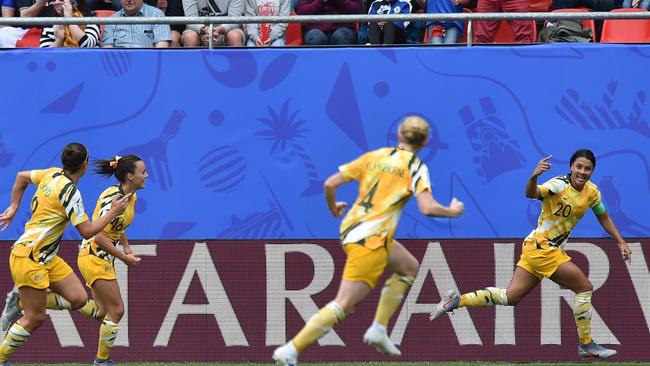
[2,11,650,47]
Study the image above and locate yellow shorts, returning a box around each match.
[516,238,572,279]
[9,251,73,289]
[77,253,116,288]
[342,237,396,289]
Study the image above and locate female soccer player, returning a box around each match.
[0,143,132,366]
[273,115,465,365]
[430,149,632,359]
[78,155,146,366]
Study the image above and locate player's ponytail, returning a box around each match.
[93,155,143,182]
[398,115,430,147]
[61,142,88,174]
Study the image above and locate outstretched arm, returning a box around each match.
[416,190,464,218]
[324,172,349,217]
[596,211,631,263]
[0,171,32,231]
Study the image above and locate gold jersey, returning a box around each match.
[338,147,431,248]
[13,168,89,264]
[527,175,602,249]
[80,184,137,261]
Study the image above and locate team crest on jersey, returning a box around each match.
[104,265,112,272]
[394,6,401,13]
[34,273,44,282]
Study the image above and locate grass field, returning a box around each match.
[14,363,650,366]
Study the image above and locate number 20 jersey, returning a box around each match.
[527,175,602,249]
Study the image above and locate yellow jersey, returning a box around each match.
[527,175,603,249]
[80,184,137,261]
[338,147,431,248]
[13,167,89,264]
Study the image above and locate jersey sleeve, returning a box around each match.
[61,185,89,226]
[589,186,605,214]
[339,153,368,181]
[538,176,569,199]
[410,161,431,195]
[29,168,55,185]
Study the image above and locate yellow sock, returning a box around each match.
[291,302,345,354]
[46,292,72,310]
[574,291,593,345]
[459,287,508,307]
[374,274,413,327]
[97,318,119,360]
[78,300,102,321]
[0,322,31,362]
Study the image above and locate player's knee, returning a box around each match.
[68,294,89,310]
[110,303,125,322]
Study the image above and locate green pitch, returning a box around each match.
[16,363,650,366]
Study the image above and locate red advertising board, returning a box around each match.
[1,239,648,362]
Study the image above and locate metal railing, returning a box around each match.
[2,11,650,47]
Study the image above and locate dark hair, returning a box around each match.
[93,154,143,182]
[569,149,596,169]
[61,143,89,174]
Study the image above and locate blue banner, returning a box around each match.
[1,45,649,240]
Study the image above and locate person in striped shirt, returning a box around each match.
[40,0,100,47]
[0,143,132,366]
[273,115,465,365]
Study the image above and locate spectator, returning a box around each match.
[164,0,185,46]
[181,0,244,47]
[245,0,290,47]
[1,0,16,16]
[40,0,100,47]
[474,0,534,43]
[16,0,53,17]
[425,0,470,44]
[367,0,411,44]
[295,0,362,45]
[101,0,171,47]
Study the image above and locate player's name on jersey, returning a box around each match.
[365,162,405,177]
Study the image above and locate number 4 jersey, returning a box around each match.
[79,184,137,261]
[528,175,605,249]
[338,147,431,249]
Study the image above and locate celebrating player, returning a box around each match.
[78,155,146,366]
[273,115,465,365]
[0,143,131,366]
[430,149,632,359]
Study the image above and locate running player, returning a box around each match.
[430,149,632,359]
[273,115,465,365]
[0,143,131,366]
[78,155,146,366]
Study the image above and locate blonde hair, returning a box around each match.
[398,115,430,147]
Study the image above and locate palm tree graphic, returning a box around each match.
[255,99,324,196]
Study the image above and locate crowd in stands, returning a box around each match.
[0,0,648,47]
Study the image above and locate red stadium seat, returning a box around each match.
[548,8,596,42]
[15,27,41,48]
[286,11,302,46]
[492,19,537,43]
[530,0,552,12]
[601,8,650,43]
[94,10,116,40]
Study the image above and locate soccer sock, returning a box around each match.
[78,300,102,321]
[46,292,72,310]
[374,274,414,327]
[0,322,31,362]
[291,301,346,354]
[97,318,119,360]
[459,287,509,307]
[574,291,593,345]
